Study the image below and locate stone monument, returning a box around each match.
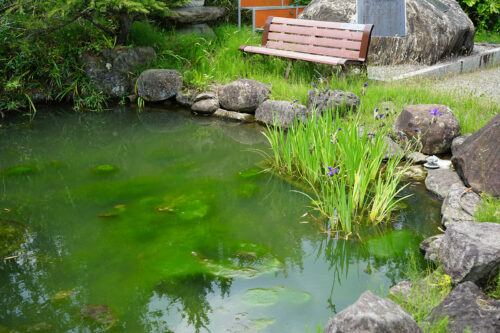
[357,0,406,37]
[299,0,475,65]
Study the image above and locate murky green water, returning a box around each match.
[0,106,442,332]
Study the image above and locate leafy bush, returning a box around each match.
[458,0,499,32]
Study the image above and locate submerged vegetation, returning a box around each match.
[264,110,413,236]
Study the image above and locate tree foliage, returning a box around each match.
[458,0,500,32]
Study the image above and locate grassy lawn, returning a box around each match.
[475,30,500,44]
[131,23,499,134]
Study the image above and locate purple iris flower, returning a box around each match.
[292,99,299,104]
[415,128,420,133]
[313,83,318,89]
[378,114,385,118]
[429,108,439,116]
[327,167,339,177]
[375,108,379,113]
[336,127,342,132]
[325,88,329,92]
[368,133,375,138]
[385,107,389,111]
[363,83,368,87]
[438,112,443,116]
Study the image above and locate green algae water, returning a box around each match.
[0,106,442,332]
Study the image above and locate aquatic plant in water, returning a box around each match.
[90,164,120,176]
[242,286,311,307]
[0,218,29,257]
[263,109,412,236]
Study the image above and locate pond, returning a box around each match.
[0,106,442,332]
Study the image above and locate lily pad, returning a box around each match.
[90,164,120,176]
[250,318,276,330]
[1,165,37,177]
[81,304,117,329]
[237,167,264,179]
[242,286,311,307]
[366,230,421,259]
[0,218,29,257]
[237,182,260,198]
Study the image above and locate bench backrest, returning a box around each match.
[261,17,374,61]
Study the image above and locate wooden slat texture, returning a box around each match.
[266,41,360,59]
[272,17,366,31]
[267,32,362,50]
[269,24,364,41]
[240,46,348,65]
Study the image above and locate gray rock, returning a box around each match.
[169,7,225,24]
[83,47,156,98]
[307,89,360,115]
[218,79,270,113]
[176,23,215,37]
[438,222,500,286]
[393,104,460,155]
[451,133,472,156]
[426,281,500,333]
[389,281,414,302]
[181,0,205,8]
[176,91,196,107]
[419,234,444,263]
[255,100,307,128]
[213,109,255,122]
[191,98,219,114]
[451,114,500,196]
[441,183,481,226]
[384,136,403,160]
[425,169,462,200]
[406,151,428,164]
[324,290,422,333]
[194,91,217,102]
[399,165,426,181]
[299,0,474,65]
[137,69,183,102]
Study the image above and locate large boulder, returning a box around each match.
[307,89,360,115]
[299,0,474,65]
[393,104,460,155]
[451,114,500,196]
[438,222,500,286]
[425,169,462,200]
[83,47,156,98]
[324,291,422,333]
[255,100,307,128]
[450,133,472,156]
[426,281,500,333]
[136,69,183,102]
[218,79,270,113]
[441,183,481,226]
[419,234,444,263]
[169,7,225,24]
[191,91,219,114]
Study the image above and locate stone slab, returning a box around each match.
[357,0,406,37]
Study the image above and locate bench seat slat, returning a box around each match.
[240,45,348,66]
[266,41,360,60]
[272,17,366,31]
[269,24,364,41]
[267,32,362,50]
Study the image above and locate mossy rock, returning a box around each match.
[250,318,276,330]
[242,286,311,307]
[157,195,210,220]
[198,241,284,279]
[90,164,120,176]
[0,218,29,257]
[366,230,421,259]
[81,304,117,329]
[237,182,260,198]
[51,290,74,301]
[1,165,37,177]
[237,167,264,179]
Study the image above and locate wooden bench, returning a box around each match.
[239,16,374,78]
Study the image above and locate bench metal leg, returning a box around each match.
[284,60,294,80]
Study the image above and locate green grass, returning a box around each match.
[135,23,498,134]
[474,30,500,44]
[390,255,452,333]
[263,109,414,236]
[475,193,500,222]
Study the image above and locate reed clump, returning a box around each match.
[264,109,414,237]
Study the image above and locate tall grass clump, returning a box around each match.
[263,108,412,236]
[474,193,500,223]
[390,254,452,333]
